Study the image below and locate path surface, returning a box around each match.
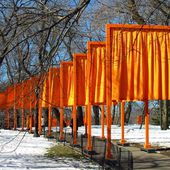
[0,129,100,170]
[124,146,170,170]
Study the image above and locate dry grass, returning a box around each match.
[45,144,82,159]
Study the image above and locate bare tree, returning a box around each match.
[0,0,91,135]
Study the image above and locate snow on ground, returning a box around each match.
[1,125,169,169]
[0,129,100,170]
[77,124,170,148]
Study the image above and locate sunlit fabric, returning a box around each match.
[86,42,106,105]
[106,24,170,101]
[40,68,60,108]
[41,73,49,108]
[48,68,60,107]
[60,62,74,107]
[73,54,87,106]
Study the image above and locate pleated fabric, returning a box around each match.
[73,54,87,106]
[60,62,74,107]
[40,68,60,108]
[5,86,14,108]
[106,24,170,101]
[86,42,106,105]
[0,92,6,109]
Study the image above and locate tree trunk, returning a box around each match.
[93,106,100,125]
[139,108,145,129]
[125,102,132,124]
[77,106,84,126]
[160,100,169,130]
[52,107,60,120]
[116,103,121,125]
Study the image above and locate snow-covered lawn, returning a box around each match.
[0,129,100,170]
[1,125,169,169]
[77,124,170,148]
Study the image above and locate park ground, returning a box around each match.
[0,124,170,169]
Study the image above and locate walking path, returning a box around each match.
[124,145,170,170]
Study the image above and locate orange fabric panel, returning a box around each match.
[29,77,37,109]
[106,24,170,101]
[41,68,60,108]
[17,83,24,109]
[21,79,31,109]
[73,54,87,106]
[15,84,22,109]
[26,80,33,109]
[41,73,49,108]
[86,42,106,105]
[0,92,7,109]
[5,84,20,109]
[60,62,74,107]
[50,68,60,107]
[5,86,14,108]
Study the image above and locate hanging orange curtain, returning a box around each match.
[41,73,49,108]
[73,53,87,106]
[72,53,87,144]
[22,79,31,110]
[0,92,6,109]
[22,80,29,110]
[40,68,60,108]
[5,86,14,108]
[4,84,21,109]
[50,67,60,107]
[86,42,106,105]
[60,62,74,107]
[106,24,170,101]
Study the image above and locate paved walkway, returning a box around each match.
[124,146,170,170]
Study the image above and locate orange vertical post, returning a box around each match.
[72,105,77,144]
[120,101,126,144]
[21,108,24,130]
[48,69,52,137]
[21,83,24,130]
[106,25,112,159]
[86,44,92,151]
[59,64,64,140]
[48,105,52,136]
[144,100,151,149]
[29,108,32,133]
[38,99,42,135]
[84,106,88,136]
[13,85,17,130]
[29,81,33,133]
[106,104,112,158]
[73,55,77,145]
[101,105,105,140]
[60,107,64,140]
[87,103,92,150]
